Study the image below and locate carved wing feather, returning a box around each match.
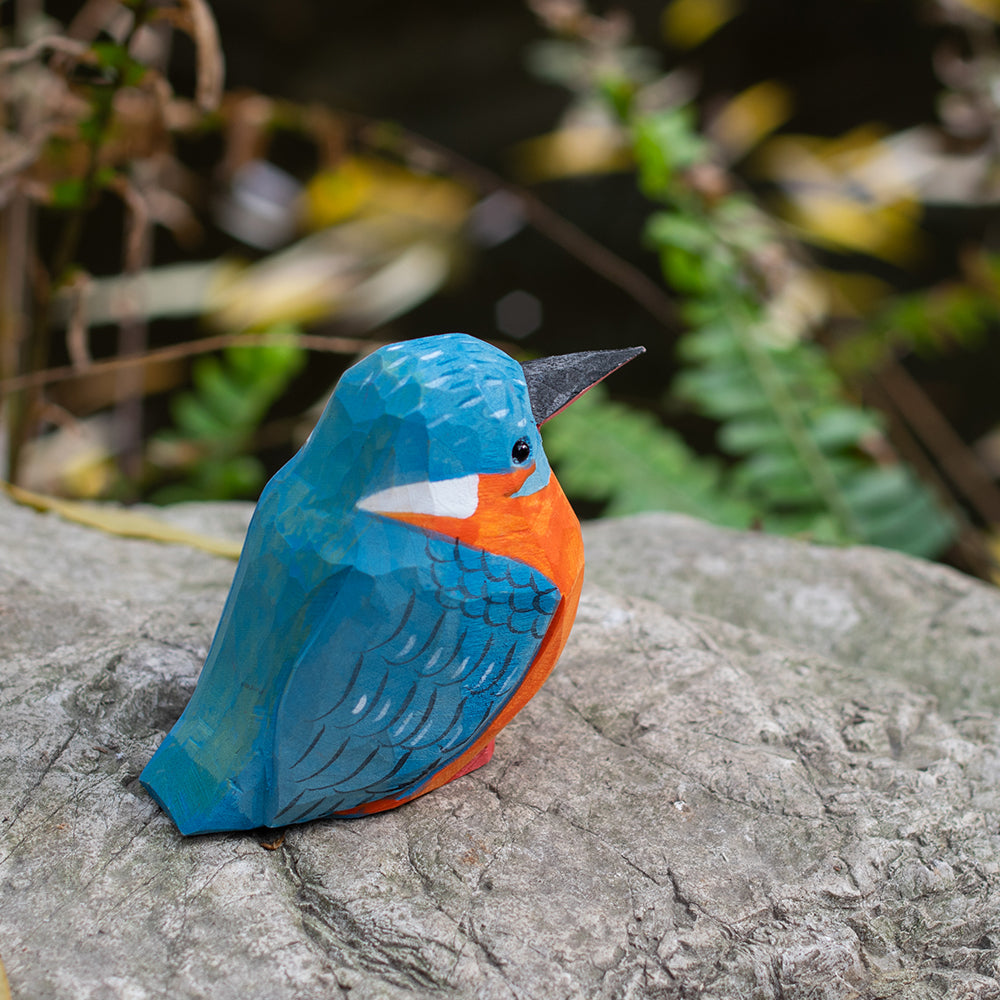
[270,532,559,825]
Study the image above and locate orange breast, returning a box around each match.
[344,467,584,815]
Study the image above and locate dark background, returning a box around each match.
[198,0,974,399]
[8,0,998,521]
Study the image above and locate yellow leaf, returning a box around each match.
[0,952,11,1000]
[987,531,1000,586]
[2,483,242,560]
[951,0,1000,20]
[755,127,923,263]
[304,156,473,231]
[662,0,741,48]
[711,80,793,159]
[755,126,891,186]
[208,253,356,331]
[206,222,453,331]
[17,416,118,500]
[60,450,117,499]
[815,269,892,318]
[360,163,473,228]
[303,157,376,227]
[512,126,632,183]
[779,191,922,264]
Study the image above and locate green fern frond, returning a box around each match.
[673,304,955,556]
[543,385,755,527]
[630,107,956,558]
[150,326,306,502]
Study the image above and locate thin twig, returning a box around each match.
[116,179,154,486]
[0,331,380,395]
[63,270,93,369]
[63,0,126,47]
[0,34,88,70]
[357,118,682,330]
[0,195,31,384]
[864,371,999,580]
[151,0,225,112]
[1,192,35,481]
[875,358,1000,526]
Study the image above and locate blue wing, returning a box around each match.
[268,528,560,825]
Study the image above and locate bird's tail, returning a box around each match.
[140,727,267,836]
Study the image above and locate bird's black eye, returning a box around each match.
[511,437,531,464]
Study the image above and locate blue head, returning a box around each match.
[286,333,552,508]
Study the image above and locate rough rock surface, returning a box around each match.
[2,498,1000,1000]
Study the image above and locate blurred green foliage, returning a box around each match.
[5,0,1000,576]
[543,384,755,525]
[540,83,956,556]
[835,257,1000,376]
[149,332,305,503]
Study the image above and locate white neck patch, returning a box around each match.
[356,474,479,519]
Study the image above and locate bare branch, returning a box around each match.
[0,332,379,395]
[357,117,681,330]
[64,0,129,46]
[875,360,1000,527]
[109,176,153,273]
[0,35,89,71]
[152,0,226,112]
[63,272,94,370]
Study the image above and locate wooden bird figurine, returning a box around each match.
[141,333,643,834]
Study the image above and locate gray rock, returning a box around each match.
[583,513,1000,716]
[2,499,1000,999]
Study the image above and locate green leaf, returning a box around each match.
[150,328,306,501]
[122,58,148,87]
[598,74,636,118]
[205,456,267,499]
[810,407,882,451]
[717,416,787,455]
[531,39,959,562]
[645,212,714,253]
[94,166,119,189]
[543,386,754,527]
[839,466,912,511]
[733,448,814,500]
[77,115,103,145]
[208,372,257,428]
[676,323,741,364]
[659,246,711,296]
[674,365,770,419]
[50,179,87,209]
[850,480,955,557]
[632,107,707,196]
[90,41,125,70]
[172,393,230,441]
[760,509,846,544]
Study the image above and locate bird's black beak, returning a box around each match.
[521,346,645,426]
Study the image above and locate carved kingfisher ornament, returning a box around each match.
[141,333,643,834]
